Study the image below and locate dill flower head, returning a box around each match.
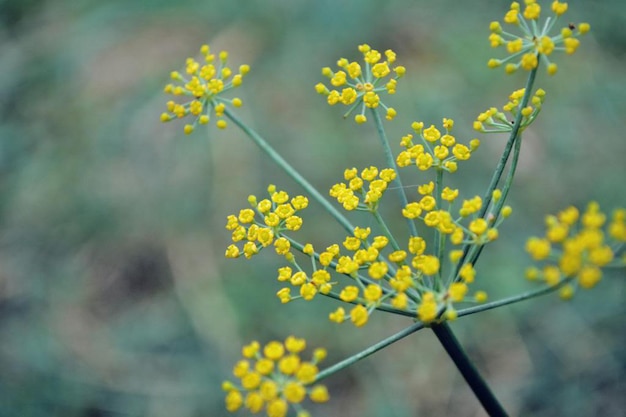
[272,169,504,327]
[224,185,308,260]
[315,44,406,124]
[473,88,546,133]
[161,44,250,134]
[397,118,480,173]
[487,1,590,75]
[223,337,329,417]
[525,203,625,299]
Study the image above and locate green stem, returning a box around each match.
[453,67,539,279]
[431,323,508,416]
[225,108,355,234]
[467,131,524,268]
[434,168,445,289]
[477,67,538,220]
[457,279,570,318]
[371,109,419,237]
[373,210,401,251]
[314,321,425,382]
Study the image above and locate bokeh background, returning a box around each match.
[1,0,624,416]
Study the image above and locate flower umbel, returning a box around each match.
[525,203,625,299]
[223,337,329,417]
[487,1,590,75]
[473,88,546,133]
[397,118,480,173]
[225,185,309,261]
[315,44,406,124]
[161,44,250,134]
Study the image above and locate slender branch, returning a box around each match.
[373,210,401,251]
[431,323,508,416]
[467,130,524,268]
[452,66,539,279]
[477,66,538,219]
[314,321,425,382]
[225,108,355,234]
[434,168,445,290]
[371,109,419,237]
[457,279,569,318]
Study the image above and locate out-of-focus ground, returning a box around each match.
[0,0,624,416]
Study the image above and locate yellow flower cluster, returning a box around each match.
[161,44,250,134]
[223,336,329,417]
[225,185,309,259]
[315,44,406,124]
[397,118,480,173]
[525,203,626,299]
[488,1,590,75]
[402,184,506,247]
[226,139,510,327]
[474,88,546,133]
[275,204,499,327]
[329,166,397,211]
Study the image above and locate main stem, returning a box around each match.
[225,108,355,234]
[431,323,508,416]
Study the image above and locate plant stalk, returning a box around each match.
[225,108,355,234]
[431,322,508,416]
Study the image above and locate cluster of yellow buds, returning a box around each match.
[488,1,590,75]
[223,337,329,417]
[397,118,480,173]
[225,185,309,259]
[525,203,626,299]
[328,166,397,211]
[315,44,406,124]
[474,88,546,133]
[160,44,250,134]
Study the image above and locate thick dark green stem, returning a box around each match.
[431,323,508,416]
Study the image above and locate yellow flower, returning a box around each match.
[317,44,406,123]
[162,44,249,133]
[526,203,624,298]
[488,1,590,75]
[225,338,329,416]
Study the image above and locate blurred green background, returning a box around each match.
[0,0,624,416]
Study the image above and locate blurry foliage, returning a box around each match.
[0,0,624,416]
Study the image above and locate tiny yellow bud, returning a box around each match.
[579,23,590,34]
[355,114,367,124]
[487,58,501,68]
[547,63,558,75]
[184,124,194,135]
[474,291,488,303]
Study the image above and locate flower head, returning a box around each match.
[525,202,625,299]
[473,88,546,133]
[397,118,480,173]
[329,166,397,211]
[223,337,329,416]
[161,44,250,134]
[225,185,308,260]
[315,44,405,123]
[488,1,590,75]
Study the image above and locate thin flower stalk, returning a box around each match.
[224,108,355,235]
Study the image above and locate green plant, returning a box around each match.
[160,1,623,416]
